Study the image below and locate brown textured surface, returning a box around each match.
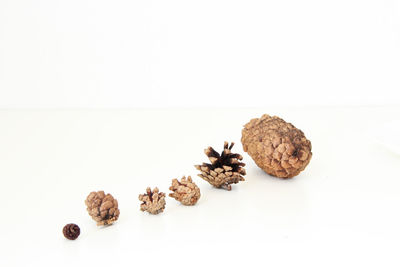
[241,114,312,178]
[62,223,80,240]
[169,176,200,206]
[195,142,246,190]
[139,187,166,215]
[85,191,120,226]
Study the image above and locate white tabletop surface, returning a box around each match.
[0,107,399,267]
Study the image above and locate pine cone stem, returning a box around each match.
[221,184,232,191]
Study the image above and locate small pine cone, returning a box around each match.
[241,114,312,178]
[62,223,80,240]
[169,176,201,206]
[139,187,166,215]
[85,191,120,226]
[195,142,246,191]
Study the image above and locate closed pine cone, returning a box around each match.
[139,187,166,215]
[241,114,312,178]
[195,142,246,190]
[169,176,200,206]
[85,191,120,226]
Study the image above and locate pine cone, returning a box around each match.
[139,187,166,215]
[85,191,120,226]
[169,176,201,206]
[241,114,312,178]
[62,223,80,240]
[195,142,246,191]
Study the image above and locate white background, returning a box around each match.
[0,0,400,108]
[0,107,400,267]
[1,1,400,267]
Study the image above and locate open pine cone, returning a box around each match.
[241,114,312,178]
[195,142,246,190]
[139,187,166,215]
[85,191,120,226]
[169,176,201,206]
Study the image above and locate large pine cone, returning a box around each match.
[241,114,312,178]
[85,191,120,226]
[195,142,246,190]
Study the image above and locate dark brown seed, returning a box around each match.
[62,223,80,240]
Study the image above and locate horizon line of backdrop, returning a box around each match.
[0,0,399,109]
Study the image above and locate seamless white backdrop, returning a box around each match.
[0,107,400,267]
[1,2,400,266]
[1,0,400,108]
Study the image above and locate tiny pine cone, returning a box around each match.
[85,191,120,226]
[63,223,80,240]
[169,176,201,206]
[139,187,166,215]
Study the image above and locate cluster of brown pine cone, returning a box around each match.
[65,114,311,238]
